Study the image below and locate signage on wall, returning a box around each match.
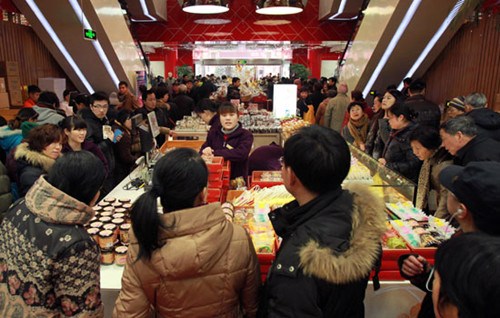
[83,28,97,41]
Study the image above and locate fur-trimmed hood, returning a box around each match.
[14,142,57,173]
[298,183,386,284]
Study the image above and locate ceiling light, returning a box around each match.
[194,18,231,25]
[179,0,229,14]
[255,0,307,15]
[254,19,291,25]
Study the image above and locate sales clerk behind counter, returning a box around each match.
[200,102,253,182]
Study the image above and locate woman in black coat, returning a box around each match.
[378,102,421,183]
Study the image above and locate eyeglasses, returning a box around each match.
[279,156,285,167]
[426,266,435,292]
[92,103,109,110]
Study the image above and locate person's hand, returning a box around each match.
[359,143,366,152]
[115,134,123,142]
[402,255,428,277]
[378,158,387,166]
[202,147,214,156]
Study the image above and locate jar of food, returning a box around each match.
[114,208,127,214]
[114,246,128,266]
[120,223,131,244]
[103,223,118,242]
[104,197,116,204]
[112,213,125,219]
[112,218,125,229]
[87,228,99,243]
[98,201,110,208]
[103,206,114,214]
[122,203,132,211]
[98,216,112,224]
[92,206,103,213]
[90,221,103,229]
[100,211,113,218]
[119,198,131,204]
[101,248,114,265]
[98,230,114,249]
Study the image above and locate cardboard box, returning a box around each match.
[6,76,20,92]
[9,90,23,106]
[0,78,5,93]
[0,92,9,109]
[0,61,19,77]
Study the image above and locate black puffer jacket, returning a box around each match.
[466,108,500,142]
[260,184,386,318]
[454,134,500,166]
[382,122,422,183]
[404,95,441,129]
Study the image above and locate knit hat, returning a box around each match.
[21,121,38,138]
[446,96,465,111]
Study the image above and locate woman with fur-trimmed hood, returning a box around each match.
[8,124,62,197]
[258,126,386,317]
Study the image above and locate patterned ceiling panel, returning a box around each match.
[133,0,356,43]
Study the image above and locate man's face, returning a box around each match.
[235,80,241,88]
[144,93,156,111]
[118,84,128,95]
[91,100,109,119]
[30,92,40,103]
[440,129,463,156]
[186,82,193,90]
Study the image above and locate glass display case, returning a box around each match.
[346,144,417,204]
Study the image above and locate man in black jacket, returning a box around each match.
[404,79,441,129]
[440,116,500,166]
[259,125,386,317]
[464,92,500,142]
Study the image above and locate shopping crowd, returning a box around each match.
[0,74,499,317]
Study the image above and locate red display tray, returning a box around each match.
[251,171,283,188]
[208,170,222,181]
[207,157,224,173]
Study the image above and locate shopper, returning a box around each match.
[443,96,465,121]
[365,93,384,156]
[370,89,406,159]
[113,148,260,317]
[410,126,453,218]
[9,124,62,197]
[440,115,500,165]
[432,233,500,318]
[259,125,386,317]
[324,82,350,132]
[296,87,311,118]
[135,89,171,147]
[117,80,139,112]
[155,86,177,129]
[112,110,140,185]
[194,98,220,132]
[227,77,241,100]
[404,79,441,129]
[60,115,109,175]
[33,91,65,125]
[0,151,106,317]
[399,161,500,318]
[200,102,253,182]
[172,84,195,121]
[315,89,336,126]
[342,101,370,150]
[379,102,421,183]
[464,92,500,142]
[0,108,38,155]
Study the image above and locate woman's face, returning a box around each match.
[382,92,396,109]
[349,105,364,121]
[410,140,433,160]
[373,97,382,112]
[220,112,239,130]
[387,111,406,130]
[42,141,62,159]
[65,128,87,145]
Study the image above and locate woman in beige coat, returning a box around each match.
[113,148,260,318]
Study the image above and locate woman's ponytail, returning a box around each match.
[131,189,161,261]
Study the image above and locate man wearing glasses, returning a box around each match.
[81,92,118,195]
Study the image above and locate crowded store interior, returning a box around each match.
[0,0,499,317]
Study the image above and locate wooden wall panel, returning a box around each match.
[0,20,74,98]
[423,13,500,109]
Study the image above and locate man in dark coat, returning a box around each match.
[464,92,500,142]
[440,115,500,166]
[259,126,386,317]
[404,79,441,129]
[172,84,195,121]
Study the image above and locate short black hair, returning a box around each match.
[403,77,412,85]
[118,81,128,87]
[47,151,106,204]
[142,88,155,101]
[409,79,426,94]
[74,93,91,107]
[387,101,416,121]
[60,115,87,131]
[232,77,240,84]
[91,92,109,105]
[38,91,60,109]
[154,87,168,100]
[409,125,441,150]
[195,98,218,114]
[28,85,41,94]
[218,102,237,115]
[283,125,350,194]
[347,101,365,113]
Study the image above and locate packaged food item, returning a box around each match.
[112,218,125,228]
[90,221,103,229]
[92,206,103,213]
[87,228,99,243]
[98,201,110,208]
[119,198,131,204]
[114,246,128,266]
[100,211,113,218]
[98,230,114,249]
[104,197,116,204]
[112,202,123,208]
[101,249,114,265]
[103,206,114,213]
[120,223,131,244]
[98,216,112,224]
[112,213,125,219]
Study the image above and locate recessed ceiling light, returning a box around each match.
[255,0,307,15]
[194,18,231,25]
[254,20,291,26]
[205,32,232,37]
[253,31,280,35]
[179,1,229,14]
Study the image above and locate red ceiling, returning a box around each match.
[133,0,356,43]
